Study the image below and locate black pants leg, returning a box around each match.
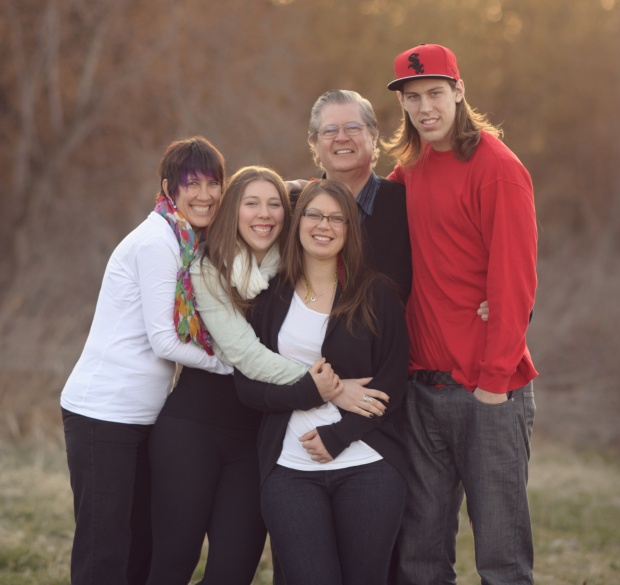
[147,414,266,585]
[62,408,152,585]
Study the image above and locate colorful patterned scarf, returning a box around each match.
[154,194,214,355]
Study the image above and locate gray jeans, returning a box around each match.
[391,379,536,585]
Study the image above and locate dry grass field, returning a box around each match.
[1,434,618,585]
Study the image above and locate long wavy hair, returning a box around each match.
[382,80,503,168]
[202,165,292,314]
[280,179,378,335]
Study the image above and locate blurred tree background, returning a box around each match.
[1,0,619,451]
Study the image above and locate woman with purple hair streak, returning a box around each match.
[60,137,232,585]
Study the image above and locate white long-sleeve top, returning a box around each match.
[191,246,308,384]
[61,212,231,425]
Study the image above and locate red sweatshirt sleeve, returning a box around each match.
[478,166,538,393]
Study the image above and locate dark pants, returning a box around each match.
[262,460,405,585]
[391,381,536,585]
[62,408,152,585]
[146,414,266,585]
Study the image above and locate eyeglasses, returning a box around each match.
[318,123,367,139]
[301,210,348,226]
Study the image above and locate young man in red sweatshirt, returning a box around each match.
[385,43,538,585]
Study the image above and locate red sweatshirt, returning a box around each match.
[388,132,538,393]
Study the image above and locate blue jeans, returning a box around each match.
[391,381,536,585]
[62,408,152,585]
[262,460,405,585]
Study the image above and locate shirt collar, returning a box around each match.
[320,171,380,221]
[356,171,380,220]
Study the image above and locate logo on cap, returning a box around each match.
[408,53,424,75]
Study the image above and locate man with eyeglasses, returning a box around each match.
[290,89,413,303]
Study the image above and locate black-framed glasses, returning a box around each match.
[318,123,367,139]
[301,210,348,226]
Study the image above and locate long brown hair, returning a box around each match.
[382,81,503,168]
[280,179,378,335]
[203,165,292,314]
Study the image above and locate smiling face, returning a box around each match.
[299,192,347,262]
[165,173,222,229]
[237,179,285,264]
[313,102,377,175]
[398,78,465,152]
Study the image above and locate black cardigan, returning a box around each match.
[234,274,410,486]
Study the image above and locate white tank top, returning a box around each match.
[276,292,382,471]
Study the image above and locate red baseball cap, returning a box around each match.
[388,44,460,91]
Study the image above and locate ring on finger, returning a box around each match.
[362,395,373,403]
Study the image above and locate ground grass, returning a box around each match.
[0,438,618,585]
